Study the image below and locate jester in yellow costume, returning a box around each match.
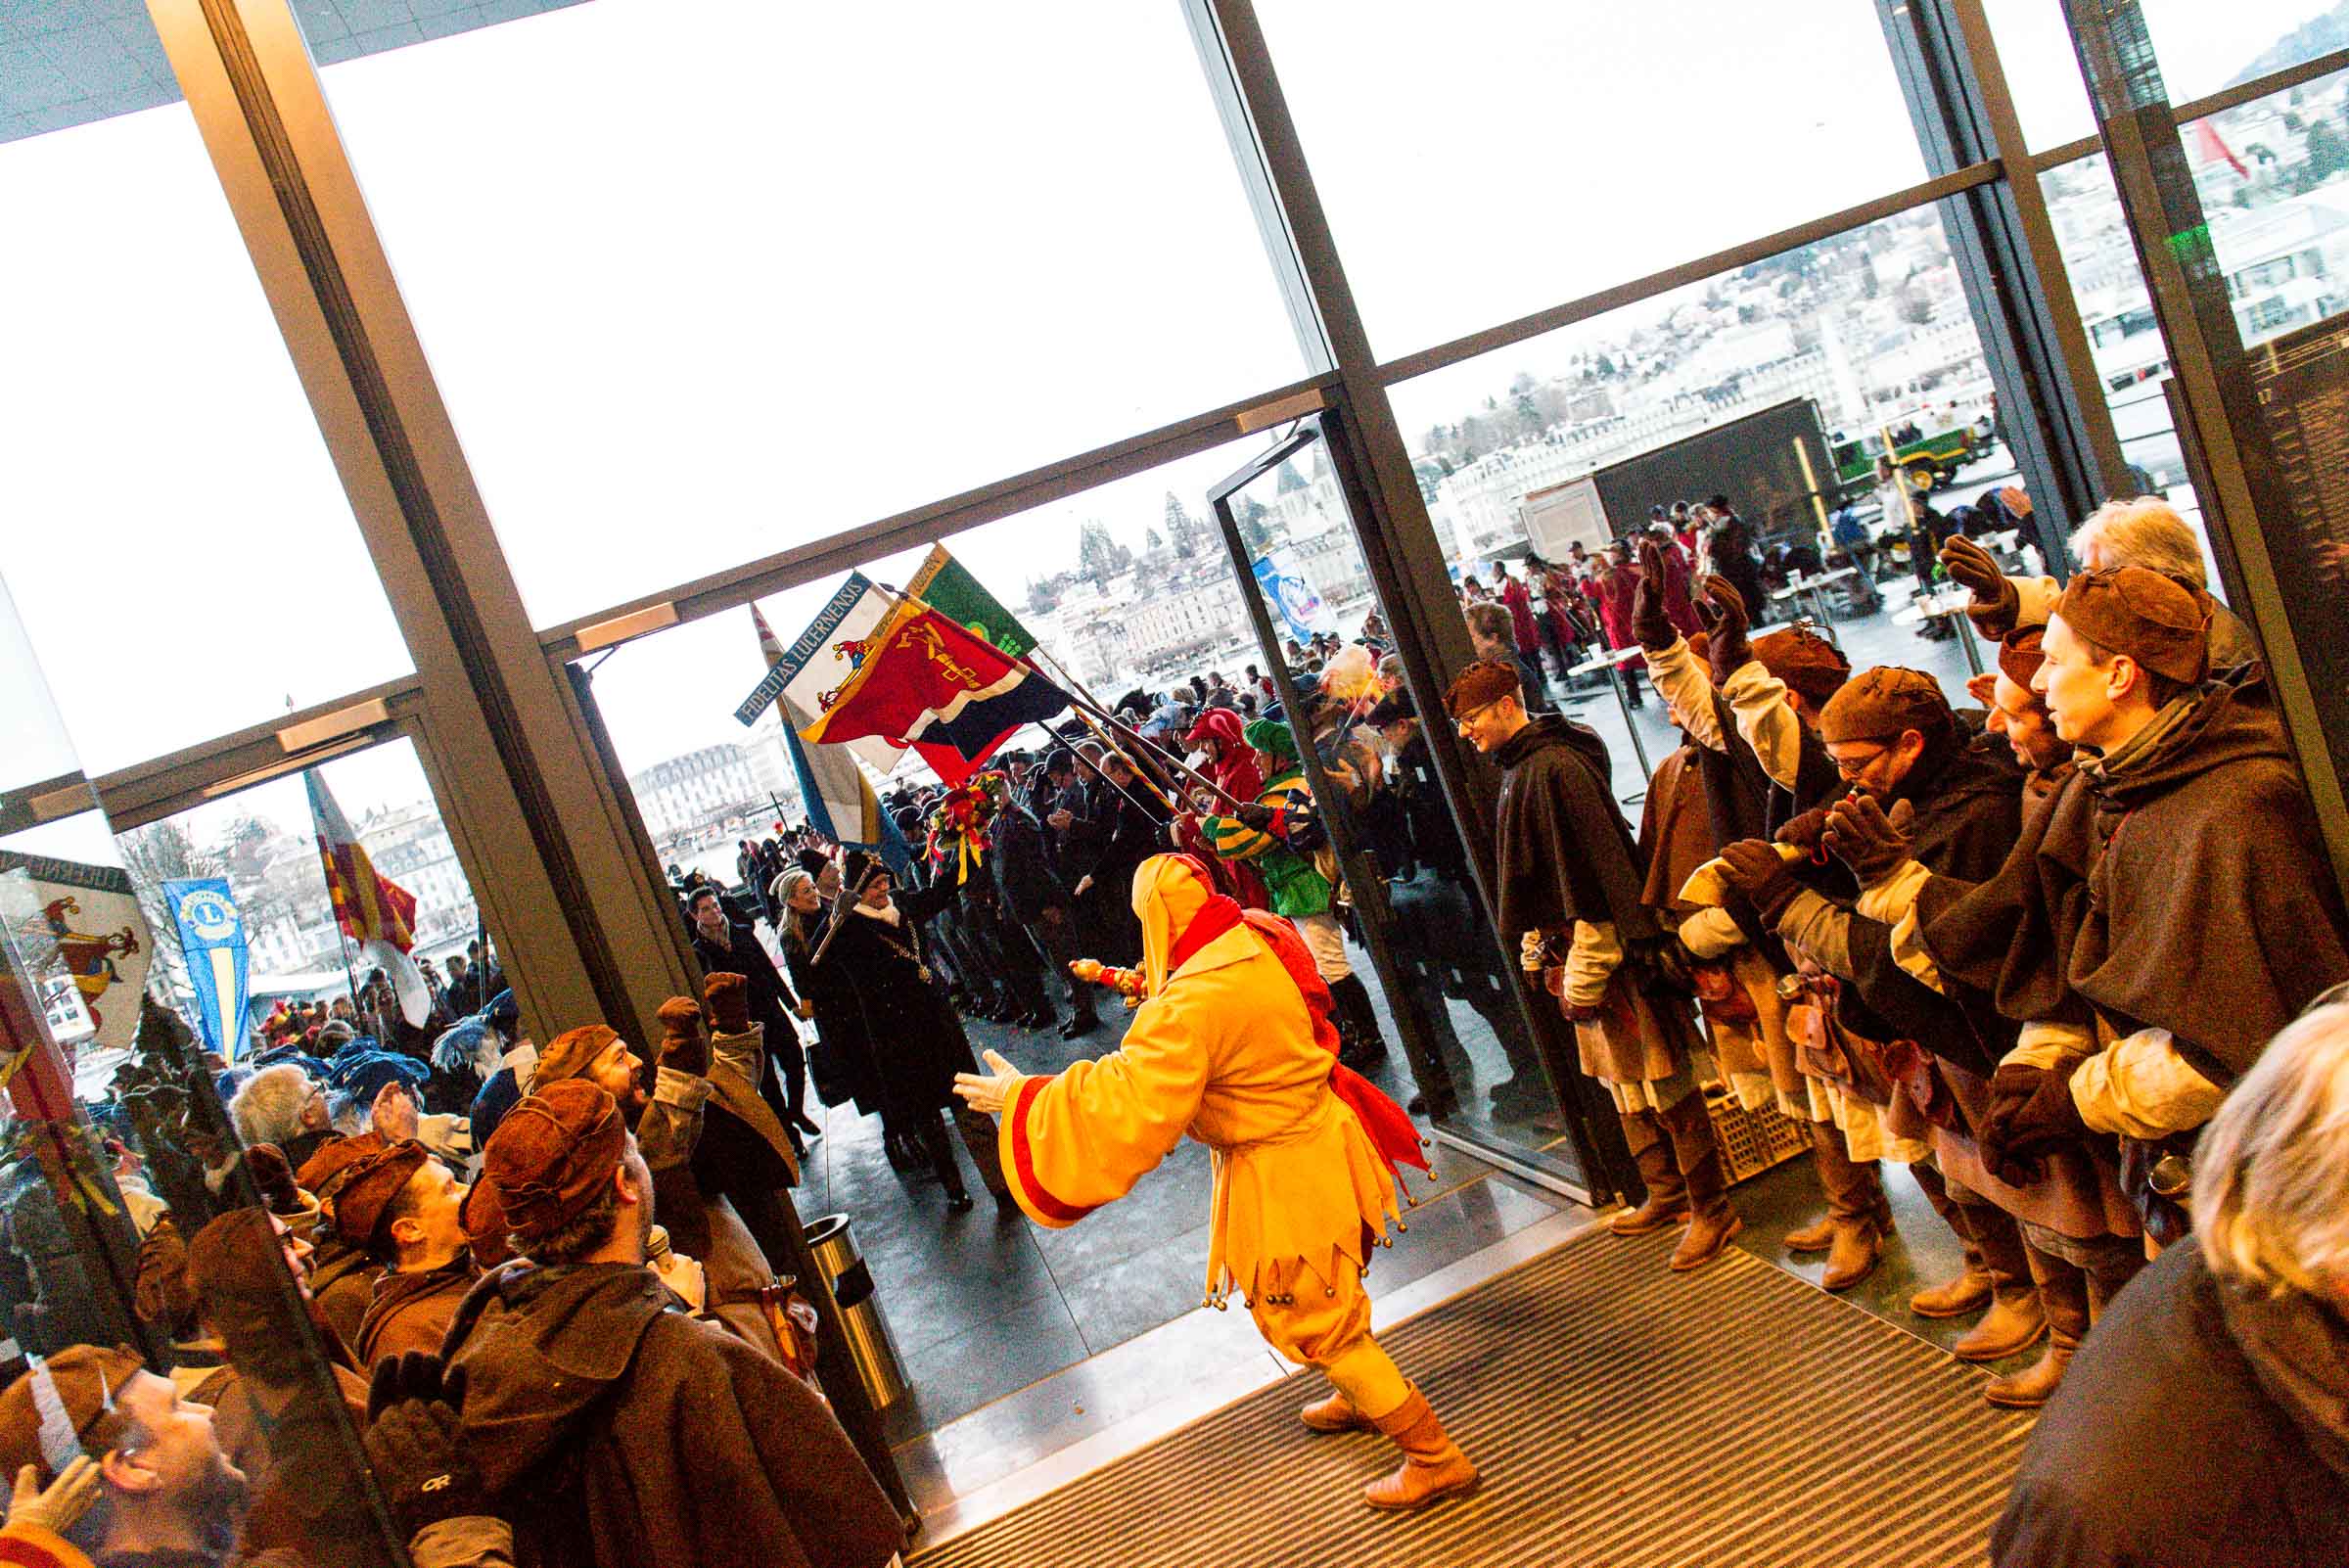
[952,853,1479,1511]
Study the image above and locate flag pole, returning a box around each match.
[302,770,367,1019]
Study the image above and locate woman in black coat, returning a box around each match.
[816,852,1012,1214]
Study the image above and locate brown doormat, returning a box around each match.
[911,1223,2034,1567]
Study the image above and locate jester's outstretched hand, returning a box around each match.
[952,1049,1020,1117]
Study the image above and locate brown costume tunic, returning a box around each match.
[1496,715,1703,1087]
[445,1260,901,1568]
[355,1259,476,1367]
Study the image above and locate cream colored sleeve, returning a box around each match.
[2069,1028,2227,1139]
[2002,1021,2095,1072]
[1677,904,1746,961]
[1564,920,1624,1009]
[1641,637,1725,752]
[1858,861,1939,992]
[1722,660,1805,790]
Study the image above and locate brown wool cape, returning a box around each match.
[1921,668,2349,1084]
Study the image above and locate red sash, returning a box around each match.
[1163,896,1429,1176]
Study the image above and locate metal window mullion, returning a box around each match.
[150,0,701,1052]
[2028,42,2349,174]
[1371,164,2002,387]
[535,370,1337,660]
[2063,0,2349,888]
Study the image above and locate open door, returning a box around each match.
[1207,415,1607,1196]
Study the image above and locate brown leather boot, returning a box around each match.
[1908,1170,1992,1317]
[1782,1122,1841,1253]
[1808,1122,1885,1290]
[1299,1387,1373,1433]
[1910,1265,1993,1318]
[1609,1109,1689,1236]
[1986,1246,2088,1408]
[1362,1388,1479,1511]
[1661,1093,1743,1271]
[1951,1205,2046,1361]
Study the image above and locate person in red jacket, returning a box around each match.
[1494,561,1549,681]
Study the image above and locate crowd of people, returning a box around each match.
[1445,491,2346,1563]
[0,479,2342,1563]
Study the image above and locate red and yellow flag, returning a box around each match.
[304,770,417,953]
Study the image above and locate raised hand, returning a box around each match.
[1824,795,1916,886]
[1699,575,1753,685]
[1631,542,1676,651]
[1938,535,2015,616]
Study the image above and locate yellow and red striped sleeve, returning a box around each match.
[997,995,1213,1229]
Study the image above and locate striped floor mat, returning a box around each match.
[911,1224,2035,1568]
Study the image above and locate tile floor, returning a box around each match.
[790,1003,1541,1449]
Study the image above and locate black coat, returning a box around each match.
[781,915,869,1115]
[815,884,977,1121]
[992,804,1073,924]
[1993,1243,2349,1568]
[690,922,802,1115]
[691,923,801,1034]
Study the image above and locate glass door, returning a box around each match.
[1206,416,1602,1195]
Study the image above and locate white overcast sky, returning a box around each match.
[0,0,2324,832]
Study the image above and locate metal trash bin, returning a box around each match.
[805,1213,908,1408]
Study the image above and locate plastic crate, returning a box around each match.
[1703,1084,1810,1185]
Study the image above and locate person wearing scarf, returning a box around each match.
[952,854,1474,1513]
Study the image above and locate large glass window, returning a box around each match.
[1987,0,2349,153]
[576,434,1576,1450]
[315,0,1312,629]
[0,2,414,779]
[2035,69,2349,586]
[0,636,411,1568]
[1252,1,1927,359]
[1389,202,2017,773]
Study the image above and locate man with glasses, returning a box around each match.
[1714,663,2049,1363]
[1451,658,1744,1272]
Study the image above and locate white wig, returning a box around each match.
[2194,995,2349,1296]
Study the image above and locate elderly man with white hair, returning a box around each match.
[225,1061,337,1171]
[1991,992,2349,1568]
[1940,495,2261,668]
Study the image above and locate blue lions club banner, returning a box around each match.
[1251,550,1337,647]
[163,878,250,1060]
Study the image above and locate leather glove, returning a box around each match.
[1824,796,1916,886]
[1980,1059,2089,1187]
[1718,840,1802,924]
[655,996,711,1076]
[703,972,753,1037]
[1233,802,1274,831]
[362,1359,488,1544]
[8,1457,100,1538]
[1699,576,1753,686]
[1773,806,1834,853]
[1631,542,1677,651]
[1939,535,2017,618]
[366,1351,467,1425]
[239,1142,301,1214]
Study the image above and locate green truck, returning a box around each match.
[1830,409,1996,500]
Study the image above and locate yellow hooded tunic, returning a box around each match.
[995,856,1403,1306]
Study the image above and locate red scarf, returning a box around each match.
[1163,887,1429,1177]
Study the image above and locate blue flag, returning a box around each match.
[163,878,250,1060]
